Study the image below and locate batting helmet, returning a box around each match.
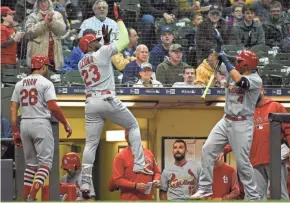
[31,54,53,69]
[61,152,81,170]
[235,50,258,71]
[79,34,102,53]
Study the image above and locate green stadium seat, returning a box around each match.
[250,44,271,54]
[273,53,290,66]
[1,69,20,85]
[62,70,84,86]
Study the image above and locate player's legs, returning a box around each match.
[227,118,260,200]
[253,165,268,200]
[20,120,38,201]
[103,96,145,171]
[191,118,228,199]
[81,98,105,195]
[28,119,54,200]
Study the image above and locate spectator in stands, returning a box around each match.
[25,0,66,71]
[231,5,265,48]
[122,44,149,85]
[208,154,240,200]
[133,63,163,88]
[160,139,200,200]
[149,26,174,70]
[280,26,290,53]
[1,7,25,69]
[139,0,179,47]
[176,0,200,18]
[196,4,229,65]
[227,4,244,26]
[156,44,188,86]
[262,1,290,48]
[14,0,36,22]
[79,0,118,43]
[194,52,226,87]
[193,13,203,31]
[251,0,272,22]
[172,66,195,87]
[111,28,138,71]
[108,129,161,200]
[222,0,246,20]
[69,29,96,70]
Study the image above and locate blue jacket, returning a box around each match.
[149,43,168,71]
[122,60,140,85]
[70,46,84,70]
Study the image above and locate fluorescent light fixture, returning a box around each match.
[213,102,290,108]
[57,101,157,107]
[106,130,126,142]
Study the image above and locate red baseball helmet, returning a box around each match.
[79,34,101,53]
[31,54,53,69]
[235,50,258,71]
[61,152,81,170]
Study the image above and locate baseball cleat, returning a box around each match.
[26,195,37,202]
[189,190,213,199]
[134,168,154,175]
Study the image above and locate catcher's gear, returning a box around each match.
[102,24,112,45]
[31,54,53,69]
[61,152,81,170]
[235,50,258,71]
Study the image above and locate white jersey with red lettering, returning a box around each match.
[78,43,118,93]
[11,74,57,118]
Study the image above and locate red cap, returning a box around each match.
[1,7,16,15]
[31,54,53,69]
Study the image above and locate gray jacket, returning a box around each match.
[231,21,265,48]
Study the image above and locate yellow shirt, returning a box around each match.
[194,59,215,87]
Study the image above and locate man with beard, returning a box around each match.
[219,87,290,200]
[10,54,72,201]
[160,139,200,200]
[172,66,195,87]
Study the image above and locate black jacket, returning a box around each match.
[140,0,179,18]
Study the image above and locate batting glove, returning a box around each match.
[13,131,23,147]
[102,24,112,45]
[218,52,235,72]
[64,123,72,138]
[214,29,223,53]
[113,2,122,21]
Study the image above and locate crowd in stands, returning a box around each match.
[1,0,290,88]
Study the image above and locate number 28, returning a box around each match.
[81,65,101,86]
[20,88,38,106]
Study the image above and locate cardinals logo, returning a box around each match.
[169,169,197,188]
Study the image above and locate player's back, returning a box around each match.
[78,44,118,93]
[12,74,56,119]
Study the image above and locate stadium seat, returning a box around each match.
[250,44,271,54]
[222,45,243,56]
[1,69,20,85]
[259,63,285,87]
[273,53,290,66]
[62,70,84,86]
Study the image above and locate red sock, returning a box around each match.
[29,165,49,199]
[23,167,37,200]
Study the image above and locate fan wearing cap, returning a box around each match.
[61,152,96,200]
[149,26,174,70]
[196,4,229,64]
[133,63,163,88]
[1,6,25,67]
[25,0,66,71]
[156,44,189,87]
[10,54,72,201]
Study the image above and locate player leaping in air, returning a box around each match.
[78,3,151,199]
[190,36,262,200]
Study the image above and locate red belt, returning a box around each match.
[225,115,247,121]
[86,90,112,98]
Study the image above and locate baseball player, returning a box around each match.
[190,50,262,200]
[78,4,149,197]
[10,54,72,201]
[160,139,200,200]
[61,152,96,200]
[220,87,290,200]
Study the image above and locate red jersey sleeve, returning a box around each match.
[277,103,290,146]
[112,155,135,190]
[224,144,232,154]
[152,156,161,181]
[222,171,240,200]
[108,176,119,192]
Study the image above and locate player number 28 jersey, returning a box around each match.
[78,43,118,93]
[11,74,57,119]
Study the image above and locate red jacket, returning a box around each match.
[109,147,161,200]
[224,98,290,167]
[1,24,17,65]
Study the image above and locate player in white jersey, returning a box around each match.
[191,50,262,200]
[61,152,96,200]
[10,54,72,201]
[77,4,150,197]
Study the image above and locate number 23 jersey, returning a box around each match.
[78,43,118,93]
[11,74,57,119]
